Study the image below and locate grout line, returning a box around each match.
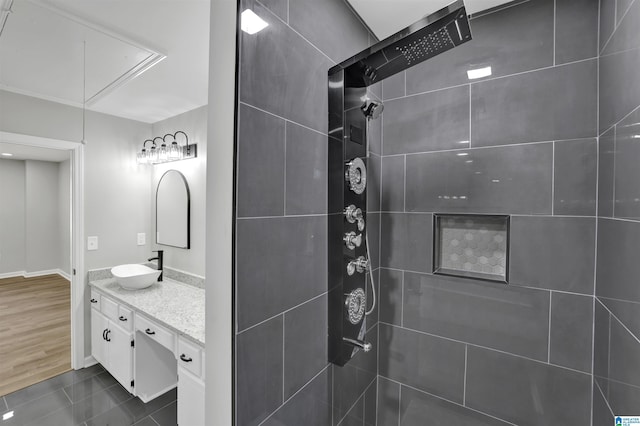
[335,380,377,426]
[612,125,617,217]
[598,296,640,345]
[237,291,327,334]
[468,84,472,148]
[282,313,285,404]
[381,139,556,158]
[599,294,640,306]
[403,155,407,213]
[470,0,530,19]
[239,102,327,137]
[379,211,596,219]
[397,385,402,426]
[384,378,518,426]
[379,321,592,376]
[463,345,468,406]
[551,141,556,214]
[590,295,596,426]
[594,378,616,418]
[237,213,327,220]
[607,310,612,378]
[553,0,556,66]
[375,375,379,426]
[62,387,73,404]
[547,291,553,363]
[593,372,640,391]
[400,271,405,327]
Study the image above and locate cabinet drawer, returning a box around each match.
[89,290,101,310]
[177,337,202,378]
[117,306,133,331]
[101,296,119,322]
[136,315,176,354]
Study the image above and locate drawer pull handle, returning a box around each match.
[90,298,98,304]
[119,316,128,322]
[145,328,156,335]
[180,354,193,363]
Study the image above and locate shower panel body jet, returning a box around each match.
[328,0,472,367]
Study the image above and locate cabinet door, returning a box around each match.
[106,322,133,392]
[91,309,107,365]
[178,367,205,426]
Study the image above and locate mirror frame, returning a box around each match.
[155,169,191,249]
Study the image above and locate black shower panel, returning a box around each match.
[328,0,472,367]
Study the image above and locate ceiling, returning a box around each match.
[0,0,210,124]
[347,0,514,40]
[0,142,70,162]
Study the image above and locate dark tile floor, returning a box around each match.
[1,364,177,426]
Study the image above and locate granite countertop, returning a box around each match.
[89,278,205,346]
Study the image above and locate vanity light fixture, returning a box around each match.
[136,131,197,165]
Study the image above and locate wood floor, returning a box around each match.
[0,274,71,397]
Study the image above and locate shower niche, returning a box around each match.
[328,0,472,367]
[433,214,510,283]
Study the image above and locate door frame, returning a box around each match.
[0,131,85,369]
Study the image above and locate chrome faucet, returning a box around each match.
[148,250,163,281]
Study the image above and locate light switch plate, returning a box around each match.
[137,233,146,246]
[87,236,98,251]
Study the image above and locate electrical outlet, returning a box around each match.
[137,233,146,246]
[87,236,98,251]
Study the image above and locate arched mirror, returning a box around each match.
[156,170,190,248]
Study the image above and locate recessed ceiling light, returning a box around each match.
[467,66,492,80]
[1,153,13,157]
[241,9,269,35]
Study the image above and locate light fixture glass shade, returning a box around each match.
[148,146,158,163]
[168,141,182,160]
[137,149,147,164]
[158,143,168,161]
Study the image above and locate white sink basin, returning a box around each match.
[111,264,161,290]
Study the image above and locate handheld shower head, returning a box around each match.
[361,100,384,120]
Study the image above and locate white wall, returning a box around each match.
[25,160,61,273]
[151,105,207,277]
[0,159,26,275]
[58,159,71,275]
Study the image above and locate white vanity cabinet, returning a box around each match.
[90,292,134,392]
[177,336,205,426]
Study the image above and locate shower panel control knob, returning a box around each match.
[344,205,365,231]
[345,158,367,194]
[346,256,369,275]
[343,231,363,250]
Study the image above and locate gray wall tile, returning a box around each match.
[405,144,553,214]
[598,127,616,218]
[367,213,381,270]
[549,292,593,373]
[377,377,400,426]
[618,0,635,24]
[555,0,599,64]
[382,85,470,155]
[600,48,640,132]
[337,396,364,426]
[368,154,381,213]
[284,295,328,399]
[236,216,327,330]
[600,297,640,340]
[237,316,283,426]
[258,0,288,22]
[614,108,640,219]
[285,122,327,215]
[368,113,382,156]
[596,218,640,303]
[405,0,554,94]
[609,316,640,387]
[363,379,377,426]
[510,216,596,294]
[333,327,377,425]
[289,0,369,64]
[600,0,616,51]
[608,377,640,416]
[399,386,511,426]
[465,346,592,425]
[378,324,465,403]
[381,155,405,212]
[379,268,403,326]
[594,299,611,379]
[403,272,550,361]
[592,380,614,426]
[380,213,432,273]
[261,367,332,426]
[471,59,597,147]
[239,1,333,133]
[237,104,285,217]
[553,139,597,216]
[382,72,405,101]
[603,0,640,55]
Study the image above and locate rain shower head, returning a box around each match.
[332,0,472,87]
[361,99,384,120]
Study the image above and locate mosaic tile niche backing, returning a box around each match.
[434,214,509,282]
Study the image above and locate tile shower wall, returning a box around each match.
[235,1,378,425]
[594,0,640,422]
[377,0,598,425]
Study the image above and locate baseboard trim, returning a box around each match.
[84,356,98,368]
[0,269,71,280]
